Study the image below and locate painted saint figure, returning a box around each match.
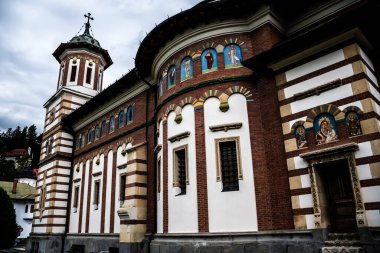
[184,58,191,78]
[228,45,240,65]
[168,66,176,87]
[346,111,362,136]
[295,126,307,148]
[315,117,338,144]
[205,50,214,69]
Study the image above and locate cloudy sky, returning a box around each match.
[0,0,199,134]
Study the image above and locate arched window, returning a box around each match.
[81,133,85,147]
[201,48,217,73]
[100,120,107,136]
[126,106,134,124]
[87,129,92,143]
[109,116,115,133]
[181,57,193,82]
[95,125,100,140]
[68,58,79,83]
[346,111,362,136]
[314,113,338,144]
[118,111,125,128]
[167,65,176,88]
[157,76,163,98]
[48,137,54,154]
[223,44,242,68]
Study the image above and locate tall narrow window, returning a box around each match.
[73,186,79,212]
[118,111,124,128]
[109,116,115,133]
[87,129,92,143]
[126,106,134,124]
[100,120,106,136]
[70,65,77,82]
[25,205,28,213]
[30,204,34,213]
[95,125,100,140]
[157,159,161,194]
[173,146,188,195]
[93,181,100,210]
[218,139,240,191]
[81,133,85,147]
[119,175,126,206]
[86,67,92,84]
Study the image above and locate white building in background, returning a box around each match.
[0,179,36,240]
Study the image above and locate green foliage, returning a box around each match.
[0,187,18,249]
[0,125,41,181]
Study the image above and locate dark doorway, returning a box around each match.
[317,159,357,232]
[70,244,85,253]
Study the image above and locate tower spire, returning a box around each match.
[83,13,94,36]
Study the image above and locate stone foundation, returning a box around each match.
[26,233,64,253]
[63,234,119,253]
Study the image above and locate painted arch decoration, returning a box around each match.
[305,104,341,123]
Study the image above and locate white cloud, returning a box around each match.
[0,0,198,133]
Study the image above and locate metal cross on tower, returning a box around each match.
[84,13,94,24]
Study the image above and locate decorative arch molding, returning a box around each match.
[179,96,197,108]
[342,106,364,117]
[290,121,306,134]
[224,85,253,99]
[306,104,341,123]
[198,89,224,104]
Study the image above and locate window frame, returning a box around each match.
[100,120,107,137]
[73,186,80,212]
[119,174,127,207]
[118,111,125,128]
[215,137,242,190]
[172,144,189,196]
[109,116,115,133]
[87,129,92,144]
[157,157,161,194]
[126,105,134,124]
[93,180,100,210]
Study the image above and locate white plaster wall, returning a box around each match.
[366,210,380,227]
[361,186,380,203]
[338,101,362,111]
[69,177,81,233]
[114,146,129,233]
[204,94,258,232]
[355,142,373,158]
[167,105,198,233]
[66,85,98,97]
[104,150,113,233]
[89,156,103,233]
[14,201,34,238]
[300,174,311,188]
[81,160,90,232]
[299,194,313,208]
[359,47,374,70]
[366,66,378,87]
[285,65,353,98]
[285,50,345,81]
[305,214,315,229]
[369,84,380,101]
[356,164,372,180]
[157,120,164,233]
[290,83,353,114]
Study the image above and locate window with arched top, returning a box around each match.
[87,129,92,143]
[167,65,176,89]
[126,106,134,124]
[95,125,100,140]
[313,113,338,144]
[180,57,193,82]
[68,58,79,83]
[100,120,107,136]
[109,116,115,133]
[81,134,85,147]
[201,48,218,73]
[346,111,362,136]
[157,76,163,98]
[223,44,242,68]
[118,111,125,128]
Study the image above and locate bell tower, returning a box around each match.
[28,14,112,253]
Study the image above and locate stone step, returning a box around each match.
[324,239,361,247]
[321,246,364,253]
[327,233,360,241]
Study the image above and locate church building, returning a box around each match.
[27,0,380,252]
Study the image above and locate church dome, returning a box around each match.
[69,33,101,48]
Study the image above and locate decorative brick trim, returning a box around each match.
[36,181,70,189]
[100,155,108,233]
[110,151,117,233]
[356,154,380,165]
[78,162,87,233]
[120,219,147,225]
[305,104,341,123]
[85,161,93,233]
[209,122,242,132]
[364,202,380,210]
[288,168,309,177]
[125,195,147,200]
[194,108,209,232]
[33,215,67,219]
[36,173,70,183]
[127,159,147,165]
[179,96,197,107]
[224,85,253,98]
[125,171,147,177]
[292,207,314,215]
[163,121,169,233]
[360,178,380,187]
[290,188,311,196]
[32,223,66,227]
[294,79,342,101]
[168,131,190,143]
[125,182,147,188]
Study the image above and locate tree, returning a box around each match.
[0,187,18,249]
[0,156,16,181]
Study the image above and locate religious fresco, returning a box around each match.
[181,57,193,81]
[346,111,362,136]
[314,114,338,144]
[201,48,218,73]
[224,44,242,68]
[167,65,176,88]
[295,126,307,148]
[157,76,163,97]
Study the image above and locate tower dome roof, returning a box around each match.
[69,33,101,48]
